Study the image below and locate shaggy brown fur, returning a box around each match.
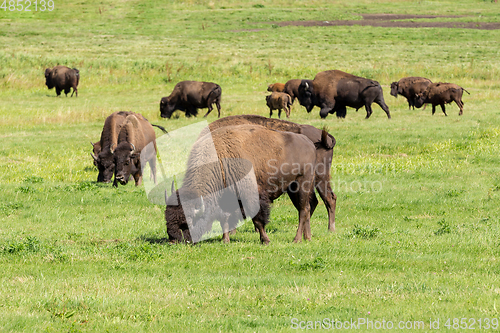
[160,81,222,118]
[298,70,391,119]
[202,115,337,232]
[44,65,79,97]
[266,92,292,118]
[415,82,470,116]
[390,76,432,110]
[267,82,285,92]
[165,124,327,244]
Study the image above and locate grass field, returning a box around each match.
[1,0,500,331]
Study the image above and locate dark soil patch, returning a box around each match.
[274,14,500,30]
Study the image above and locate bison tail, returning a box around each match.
[152,124,169,134]
[73,68,80,77]
[463,88,470,95]
[315,126,335,150]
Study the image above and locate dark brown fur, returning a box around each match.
[415,82,470,116]
[284,79,312,104]
[44,65,79,97]
[298,70,391,119]
[390,76,432,110]
[160,81,221,118]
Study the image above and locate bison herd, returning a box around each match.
[43,66,470,244]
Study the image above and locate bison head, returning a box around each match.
[165,186,207,243]
[414,93,427,109]
[44,68,54,89]
[160,97,175,119]
[390,82,399,97]
[113,142,141,186]
[93,147,116,183]
[297,80,315,113]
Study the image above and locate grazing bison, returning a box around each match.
[113,114,167,187]
[298,70,391,119]
[284,79,312,104]
[202,115,337,233]
[92,111,134,183]
[266,92,292,118]
[44,65,79,97]
[160,81,221,118]
[390,77,432,110]
[165,124,331,244]
[414,82,470,116]
[267,82,285,92]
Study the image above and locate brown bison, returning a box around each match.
[92,111,133,183]
[267,82,285,92]
[203,115,337,233]
[284,79,312,104]
[112,114,167,187]
[414,82,470,116]
[298,70,391,119]
[165,124,332,244]
[390,77,432,110]
[160,81,221,118]
[44,65,79,97]
[266,92,292,118]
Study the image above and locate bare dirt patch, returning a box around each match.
[274,14,500,30]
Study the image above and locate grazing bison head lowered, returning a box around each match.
[160,97,176,119]
[297,80,315,113]
[113,142,141,185]
[44,68,55,89]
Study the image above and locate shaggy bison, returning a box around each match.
[44,65,79,97]
[414,82,470,116]
[160,81,221,118]
[390,77,432,110]
[267,82,285,92]
[165,124,332,244]
[203,115,337,233]
[92,111,133,183]
[298,70,391,119]
[284,79,313,104]
[266,92,292,118]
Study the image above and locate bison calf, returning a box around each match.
[414,82,470,116]
[267,82,285,92]
[390,76,432,110]
[266,92,292,118]
[44,65,79,97]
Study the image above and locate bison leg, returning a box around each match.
[56,88,62,96]
[252,193,271,245]
[285,105,291,118]
[269,108,273,118]
[374,96,391,119]
[440,103,447,116]
[455,99,464,116]
[278,108,282,119]
[288,182,312,243]
[365,103,373,119]
[315,179,337,232]
[71,87,78,97]
[432,104,436,115]
[133,173,143,187]
[215,100,221,118]
[203,104,213,118]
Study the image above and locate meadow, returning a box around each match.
[1,0,500,331]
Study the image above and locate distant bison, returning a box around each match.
[390,77,432,110]
[267,82,285,92]
[414,82,470,116]
[298,70,391,119]
[284,79,312,105]
[266,92,292,118]
[44,65,79,97]
[160,81,221,119]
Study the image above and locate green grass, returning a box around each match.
[1,0,500,331]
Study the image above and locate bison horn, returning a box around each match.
[110,143,116,154]
[90,153,97,161]
[90,141,95,147]
[130,143,136,155]
[305,82,309,90]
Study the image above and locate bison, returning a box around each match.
[414,82,470,116]
[267,82,285,92]
[266,92,292,118]
[202,115,337,233]
[112,114,167,187]
[44,65,79,97]
[390,77,432,110]
[92,111,134,183]
[165,124,332,244]
[160,81,221,119]
[284,79,313,105]
[298,70,391,119]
